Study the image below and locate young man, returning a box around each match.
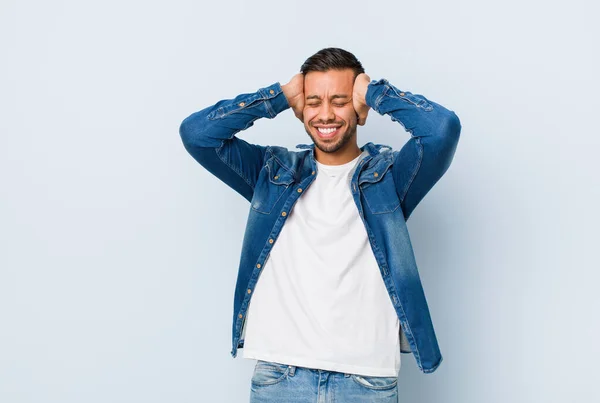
[179,48,461,402]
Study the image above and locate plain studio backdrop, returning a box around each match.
[1,0,598,402]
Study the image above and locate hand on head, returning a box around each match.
[283,72,371,126]
[352,73,371,126]
[282,73,305,122]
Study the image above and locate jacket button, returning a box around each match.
[256,263,261,268]
[297,188,303,193]
[374,172,379,177]
[269,89,275,94]
[281,211,287,216]
[238,313,243,319]
[247,289,252,294]
[274,175,279,179]
[311,171,315,175]
[399,92,405,96]
[269,239,274,244]
[239,102,245,107]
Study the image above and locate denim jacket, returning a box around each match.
[179,78,461,373]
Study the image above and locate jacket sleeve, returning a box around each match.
[178,82,291,202]
[365,78,462,220]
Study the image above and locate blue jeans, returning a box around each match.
[249,360,398,402]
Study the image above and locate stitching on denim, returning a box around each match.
[266,162,293,186]
[250,182,290,214]
[216,142,255,190]
[208,98,264,121]
[398,138,423,204]
[361,185,384,213]
[387,87,434,112]
[360,172,401,214]
[350,374,398,390]
[392,280,423,368]
[374,86,389,110]
[369,168,422,366]
[264,146,273,161]
[206,107,221,120]
[270,152,297,177]
[251,365,290,386]
[264,95,275,118]
[249,148,291,214]
[370,199,401,215]
[361,238,412,349]
[423,355,443,373]
[359,157,393,185]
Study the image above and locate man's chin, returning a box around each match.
[312,135,347,154]
[305,124,356,154]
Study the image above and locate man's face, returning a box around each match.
[302,69,358,155]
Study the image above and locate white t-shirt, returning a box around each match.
[242,150,401,377]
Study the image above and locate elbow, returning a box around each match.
[437,110,461,152]
[179,106,224,150]
[436,111,461,171]
[179,111,215,150]
[179,113,199,148]
[445,110,461,143]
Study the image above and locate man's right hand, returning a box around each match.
[281,73,305,123]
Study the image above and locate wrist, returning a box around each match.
[365,78,389,110]
[281,83,293,103]
[261,82,291,117]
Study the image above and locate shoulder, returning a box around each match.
[264,144,310,174]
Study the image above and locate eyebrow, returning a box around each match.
[306,94,349,101]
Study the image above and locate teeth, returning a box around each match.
[317,127,338,134]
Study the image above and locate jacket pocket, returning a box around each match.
[359,167,401,214]
[251,156,294,214]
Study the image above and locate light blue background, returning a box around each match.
[1,0,598,402]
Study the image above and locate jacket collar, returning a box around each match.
[295,142,394,183]
[295,141,391,158]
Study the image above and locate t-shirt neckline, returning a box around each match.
[315,150,367,171]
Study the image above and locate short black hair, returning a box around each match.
[300,47,365,79]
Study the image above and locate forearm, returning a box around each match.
[365,78,460,140]
[179,82,290,150]
[178,82,291,202]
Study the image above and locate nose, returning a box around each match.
[316,101,336,122]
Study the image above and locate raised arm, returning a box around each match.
[178,81,291,202]
[363,77,462,220]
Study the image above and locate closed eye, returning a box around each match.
[307,102,348,107]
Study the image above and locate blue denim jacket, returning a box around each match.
[179,78,461,373]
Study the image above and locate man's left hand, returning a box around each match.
[353,73,371,126]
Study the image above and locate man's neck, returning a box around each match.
[314,145,362,166]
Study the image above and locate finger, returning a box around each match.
[359,114,367,126]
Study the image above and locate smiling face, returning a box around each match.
[302,69,360,164]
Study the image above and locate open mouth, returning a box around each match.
[315,126,342,139]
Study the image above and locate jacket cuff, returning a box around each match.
[259,82,291,118]
[365,78,391,112]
